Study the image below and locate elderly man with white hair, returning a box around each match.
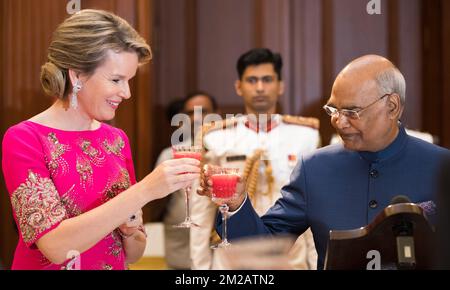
[198,55,450,270]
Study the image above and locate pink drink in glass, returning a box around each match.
[211,174,239,201]
[210,167,239,249]
[173,151,202,161]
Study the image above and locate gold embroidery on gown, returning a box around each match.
[46,133,70,177]
[11,171,66,243]
[60,185,83,218]
[102,136,125,160]
[76,156,94,191]
[109,230,124,257]
[80,139,106,166]
[102,168,131,202]
[102,264,113,270]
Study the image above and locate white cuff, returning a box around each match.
[227,193,248,218]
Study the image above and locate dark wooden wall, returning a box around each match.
[1,0,449,269]
[423,0,450,148]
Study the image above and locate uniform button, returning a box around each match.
[370,169,379,178]
[369,200,378,209]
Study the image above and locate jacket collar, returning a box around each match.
[244,114,281,133]
[358,125,408,163]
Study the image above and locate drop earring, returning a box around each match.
[71,80,82,109]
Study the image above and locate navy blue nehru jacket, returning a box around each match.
[218,125,450,270]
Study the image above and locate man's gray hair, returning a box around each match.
[375,67,406,105]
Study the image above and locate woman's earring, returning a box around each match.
[71,80,82,109]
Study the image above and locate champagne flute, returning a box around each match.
[210,167,239,249]
[172,145,202,228]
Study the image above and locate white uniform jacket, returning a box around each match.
[190,114,321,269]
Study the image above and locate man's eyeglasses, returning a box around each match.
[323,93,391,120]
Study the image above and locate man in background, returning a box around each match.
[190,48,321,269]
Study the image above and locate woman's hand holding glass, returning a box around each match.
[140,158,201,202]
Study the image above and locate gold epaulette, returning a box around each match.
[282,115,320,130]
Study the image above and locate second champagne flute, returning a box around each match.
[172,145,202,228]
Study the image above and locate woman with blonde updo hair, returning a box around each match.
[1,9,200,270]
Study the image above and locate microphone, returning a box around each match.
[390,195,411,205]
[390,195,416,269]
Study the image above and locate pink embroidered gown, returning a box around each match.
[1,121,137,270]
